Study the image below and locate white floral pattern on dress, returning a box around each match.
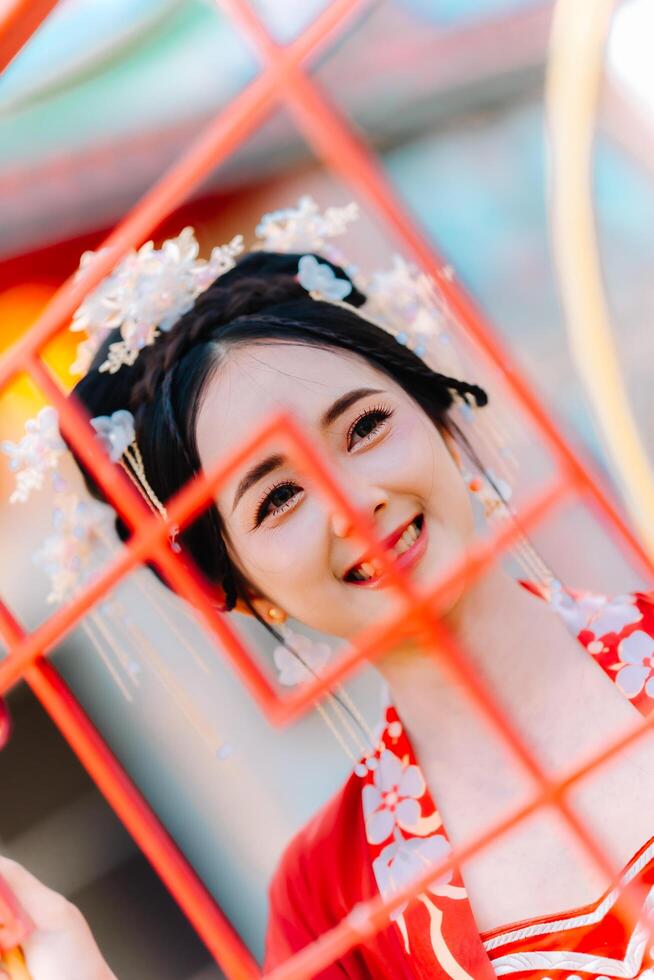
[362,748,425,844]
[360,721,474,978]
[372,833,454,921]
[548,585,643,640]
[615,629,654,698]
[357,586,654,980]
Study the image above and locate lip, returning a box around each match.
[344,513,428,589]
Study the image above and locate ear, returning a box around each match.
[232,593,288,625]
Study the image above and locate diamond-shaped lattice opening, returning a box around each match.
[3,3,654,980]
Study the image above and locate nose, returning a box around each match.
[330,480,389,539]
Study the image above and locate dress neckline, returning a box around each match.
[479,830,654,947]
[358,586,654,979]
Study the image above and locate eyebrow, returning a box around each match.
[231,387,384,514]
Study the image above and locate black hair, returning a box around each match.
[70,249,488,620]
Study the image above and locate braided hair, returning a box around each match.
[70,250,488,612]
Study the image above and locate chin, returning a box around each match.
[361,533,469,627]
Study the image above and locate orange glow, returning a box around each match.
[0,284,77,426]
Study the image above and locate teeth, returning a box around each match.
[347,517,422,581]
[399,526,416,547]
[393,520,419,554]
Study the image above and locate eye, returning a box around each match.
[252,480,302,529]
[347,404,394,450]
[250,404,394,529]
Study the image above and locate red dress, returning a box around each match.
[264,584,654,978]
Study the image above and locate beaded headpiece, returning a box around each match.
[2,195,523,611]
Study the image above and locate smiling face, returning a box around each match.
[195,340,476,639]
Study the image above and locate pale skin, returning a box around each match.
[5,339,654,972]
[0,856,116,980]
[197,341,654,932]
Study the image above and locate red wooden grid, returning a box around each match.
[2,1,654,978]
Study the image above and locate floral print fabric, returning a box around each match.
[264,585,654,979]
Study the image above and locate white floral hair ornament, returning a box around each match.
[0,406,67,503]
[70,227,244,376]
[7,194,533,615]
[1,406,141,603]
[3,195,528,610]
[296,254,353,302]
[69,195,459,381]
[90,410,135,463]
[254,195,358,262]
[33,492,113,604]
[1,195,552,775]
[361,255,454,362]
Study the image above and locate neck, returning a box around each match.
[376,568,637,785]
[378,567,545,729]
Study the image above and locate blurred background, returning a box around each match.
[1,0,654,977]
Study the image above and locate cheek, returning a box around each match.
[392,416,475,537]
[379,414,445,493]
[372,413,434,483]
[434,449,476,535]
[242,505,348,630]
[231,502,327,593]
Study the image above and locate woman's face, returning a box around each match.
[195,341,476,639]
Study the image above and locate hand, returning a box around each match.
[0,857,117,980]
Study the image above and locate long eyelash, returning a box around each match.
[346,402,394,448]
[252,479,299,530]
[252,404,394,529]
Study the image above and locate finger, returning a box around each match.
[0,861,37,897]
[0,856,58,907]
[0,858,57,933]
[0,874,33,952]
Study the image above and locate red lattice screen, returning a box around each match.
[2,2,654,978]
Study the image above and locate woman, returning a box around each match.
[4,246,654,979]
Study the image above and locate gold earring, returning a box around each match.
[268,606,285,623]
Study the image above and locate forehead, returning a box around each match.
[195,340,390,472]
